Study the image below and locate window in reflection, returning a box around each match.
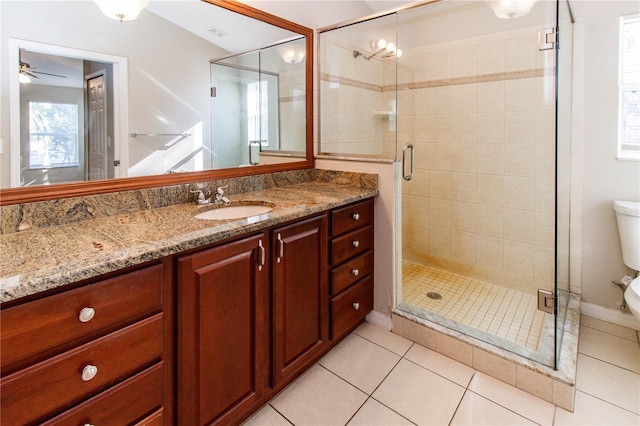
[28,101,79,169]
[247,80,269,147]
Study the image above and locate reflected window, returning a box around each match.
[247,80,269,147]
[28,101,79,168]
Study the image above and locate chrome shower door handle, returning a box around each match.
[402,143,414,181]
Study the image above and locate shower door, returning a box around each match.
[395,0,570,368]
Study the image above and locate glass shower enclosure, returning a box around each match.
[319,0,574,368]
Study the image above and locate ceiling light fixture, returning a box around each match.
[277,44,306,64]
[485,0,537,19]
[353,39,403,61]
[94,0,149,22]
[19,71,31,84]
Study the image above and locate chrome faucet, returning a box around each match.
[213,186,231,205]
[189,189,209,205]
[190,186,231,206]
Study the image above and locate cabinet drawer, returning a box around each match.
[41,362,164,426]
[136,408,164,426]
[331,277,373,340]
[331,226,372,265]
[1,264,163,373]
[331,199,373,237]
[331,251,373,296]
[1,314,164,426]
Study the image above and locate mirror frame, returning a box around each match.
[0,0,314,206]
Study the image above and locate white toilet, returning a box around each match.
[613,200,640,319]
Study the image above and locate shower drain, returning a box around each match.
[426,292,442,300]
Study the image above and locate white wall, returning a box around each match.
[577,1,640,319]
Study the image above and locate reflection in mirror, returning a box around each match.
[210,37,307,169]
[1,0,310,194]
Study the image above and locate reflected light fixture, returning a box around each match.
[353,39,403,61]
[19,71,31,84]
[277,44,306,64]
[95,0,149,22]
[485,0,537,19]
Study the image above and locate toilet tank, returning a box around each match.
[614,200,640,271]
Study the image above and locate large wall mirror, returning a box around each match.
[0,0,313,205]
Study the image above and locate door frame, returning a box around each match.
[8,38,129,186]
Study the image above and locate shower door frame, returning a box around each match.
[392,0,570,370]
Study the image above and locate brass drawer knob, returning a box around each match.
[81,365,98,382]
[352,302,360,310]
[352,240,360,248]
[78,307,95,323]
[351,269,360,277]
[352,213,360,220]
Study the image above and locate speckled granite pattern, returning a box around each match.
[0,169,377,234]
[0,171,378,304]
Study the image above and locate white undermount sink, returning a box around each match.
[194,205,273,220]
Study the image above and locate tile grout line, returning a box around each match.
[571,390,640,419]
[465,388,546,425]
[446,370,477,426]
[266,403,295,426]
[341,340,416,425]
[577,352,640,376]
[579,322,640,343]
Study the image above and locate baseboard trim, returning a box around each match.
[581,302,640,330]
[366,310,392,331]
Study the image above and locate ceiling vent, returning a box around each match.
[206,25,229,38]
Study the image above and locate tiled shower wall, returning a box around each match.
[398,24,558,295]
[321,24,559,295]
[279,68,307,153]
[320,34,396,157]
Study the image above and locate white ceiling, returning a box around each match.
[238,0,417,29]
[143,1,417,55]
[146,0,300,53]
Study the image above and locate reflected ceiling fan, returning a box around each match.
[19,60,67,84]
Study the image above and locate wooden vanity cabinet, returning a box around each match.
[0,262,170,426]
[271,215,328,386]
[177,233,270,426]
[0,197,374,426]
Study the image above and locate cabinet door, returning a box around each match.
[177,233,268,426]
[272,215,328,386]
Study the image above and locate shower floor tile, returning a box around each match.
[402,261,549,351]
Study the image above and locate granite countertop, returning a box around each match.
[0,181,377,304]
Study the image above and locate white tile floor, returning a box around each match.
[244,316,640,425]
